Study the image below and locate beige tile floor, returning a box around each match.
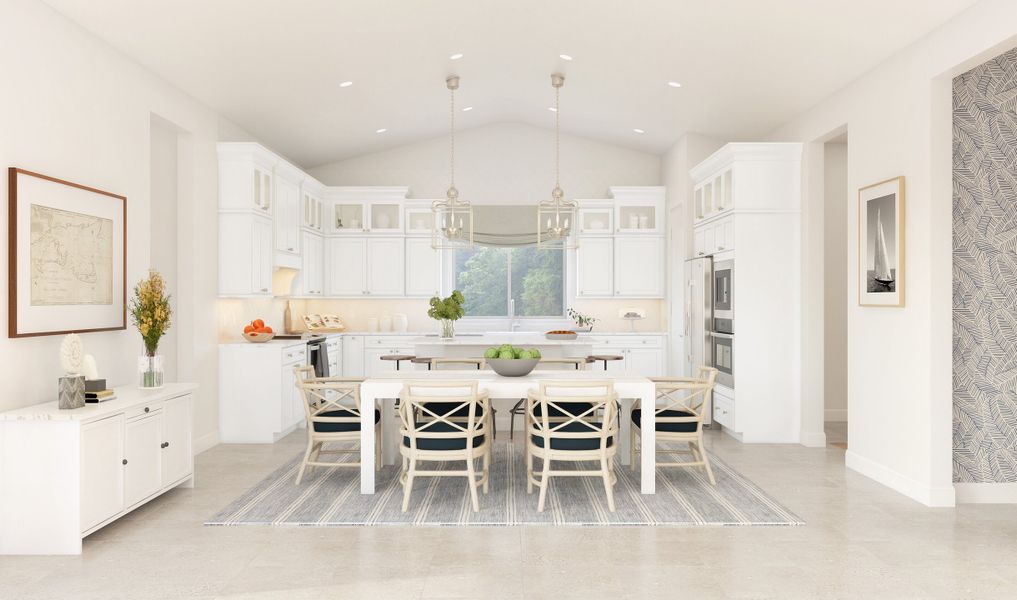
[3,422,1017,600]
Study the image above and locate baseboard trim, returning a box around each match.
[955,482,1017,504]
[845,450,955,507]
[799,431,827,448]
[193,430,220,456]
[824,409,847,422]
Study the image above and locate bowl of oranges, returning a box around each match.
[242,319,275,343]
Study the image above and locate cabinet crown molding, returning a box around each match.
[690,142,803,183]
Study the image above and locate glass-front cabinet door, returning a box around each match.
[577,205,613,235]
[368,201,403,233]
[405,206,434,235]
[333,202,366,233]
[611,187,664,235]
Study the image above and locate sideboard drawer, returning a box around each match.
[124,400,163,421]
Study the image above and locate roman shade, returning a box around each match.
[472,205,539,247]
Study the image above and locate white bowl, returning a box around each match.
[487,358,539,377]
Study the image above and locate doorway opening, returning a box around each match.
[822,132,849,451]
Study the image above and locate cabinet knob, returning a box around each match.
[718,246,725,250]
[287,247,294,251]
[697,252,705,256]
[122,459,128,465]
[261,288,269,292]
[144,407,150,413]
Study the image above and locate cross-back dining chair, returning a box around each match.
[525,380,618,512]
[398,380,492,512]
[292,366,381,485]
[631,366,718,484]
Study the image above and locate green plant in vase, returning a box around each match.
[567,308,598,332]
[130,270,172,388]
[428,290,465,339]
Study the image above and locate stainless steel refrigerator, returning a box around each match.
[684,256,714,425]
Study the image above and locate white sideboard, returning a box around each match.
[0,384,197,555]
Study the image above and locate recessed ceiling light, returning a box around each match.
[339,80,353,88]
[449,52,464,60]
[667,81,682,88]
[462,106,473,112]
[375,128,388,133]
[633,128,645,134]
[548,107,557,112]
[559,54,573,61]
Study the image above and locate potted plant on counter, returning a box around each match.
[567,308,598,332]
[428,290,465,339]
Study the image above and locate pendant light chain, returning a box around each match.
[449,80,455,193]
[555,83,560,194]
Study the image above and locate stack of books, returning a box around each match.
[85,380,116,403]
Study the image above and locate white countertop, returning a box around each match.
[0,383,199,422]
[218,331,666,346]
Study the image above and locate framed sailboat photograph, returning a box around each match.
[858,176,904,307]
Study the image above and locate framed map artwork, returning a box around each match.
[8,168,126,337]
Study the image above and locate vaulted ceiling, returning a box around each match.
[44,0,977,167]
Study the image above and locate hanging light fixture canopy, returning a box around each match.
[537,73,578,250]
[432,74,474,250]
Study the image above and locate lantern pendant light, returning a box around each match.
[537,73,578,250]
[431,75,474,250]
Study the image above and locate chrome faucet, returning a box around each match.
[509,299,520,331]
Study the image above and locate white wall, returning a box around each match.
[766,0,1017,506]
[823,142,848,422]
[0,0,229,453]
[661,133,724,375]
[309,122,661,203]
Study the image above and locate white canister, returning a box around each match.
[393,313,409,333]
[380,315,392,332]
[639,214,650,229]
[628,214,640,229]
[376,213,390,229]
[366,317,379,332]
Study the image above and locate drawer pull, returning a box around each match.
[122,459,128,465]
[161,442,169,449]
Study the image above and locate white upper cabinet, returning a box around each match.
[274,168,301,256]
[327,237,367,296]
[576,237,614,297]
[219,212,272,296]
[611,186,665,235]
[301,178,325,232]
[614,236,664,297]
[325,187,408,234]
[219,143,276,214]
[366,238,405,296]
[576,202,613,235]
[405,236,440,297]
[405,202,435,235]
[575,188,665,299]
[297,231,325,296]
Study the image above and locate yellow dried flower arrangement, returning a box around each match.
[130,270,172,357]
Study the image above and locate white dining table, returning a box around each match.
[357,370,657,494]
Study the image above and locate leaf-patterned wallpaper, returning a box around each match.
[953,46,1017,483]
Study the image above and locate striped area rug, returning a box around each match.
[206,443,802,526]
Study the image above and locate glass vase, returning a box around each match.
[439,319,455,339]
[138,355,164,389]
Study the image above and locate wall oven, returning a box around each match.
[713,259,734,334]
[710,331,734,388]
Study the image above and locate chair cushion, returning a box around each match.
[631,409,698,433]
[530,421,613,451]
[313,408,380,433]
[403,421,486,451]
[419,401,487,418]
[532,402,594,418]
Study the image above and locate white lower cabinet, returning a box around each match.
[80,415,125,533]
[161,395,193,486]
[0,385,197,555]
[588,335,666,377]
[124,412,163,507]
[219,342,308,443]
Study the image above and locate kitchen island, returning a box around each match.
[409,333,594,360]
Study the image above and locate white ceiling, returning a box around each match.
[44,0,976,167]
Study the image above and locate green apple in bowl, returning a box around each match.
[484,347,499,359]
